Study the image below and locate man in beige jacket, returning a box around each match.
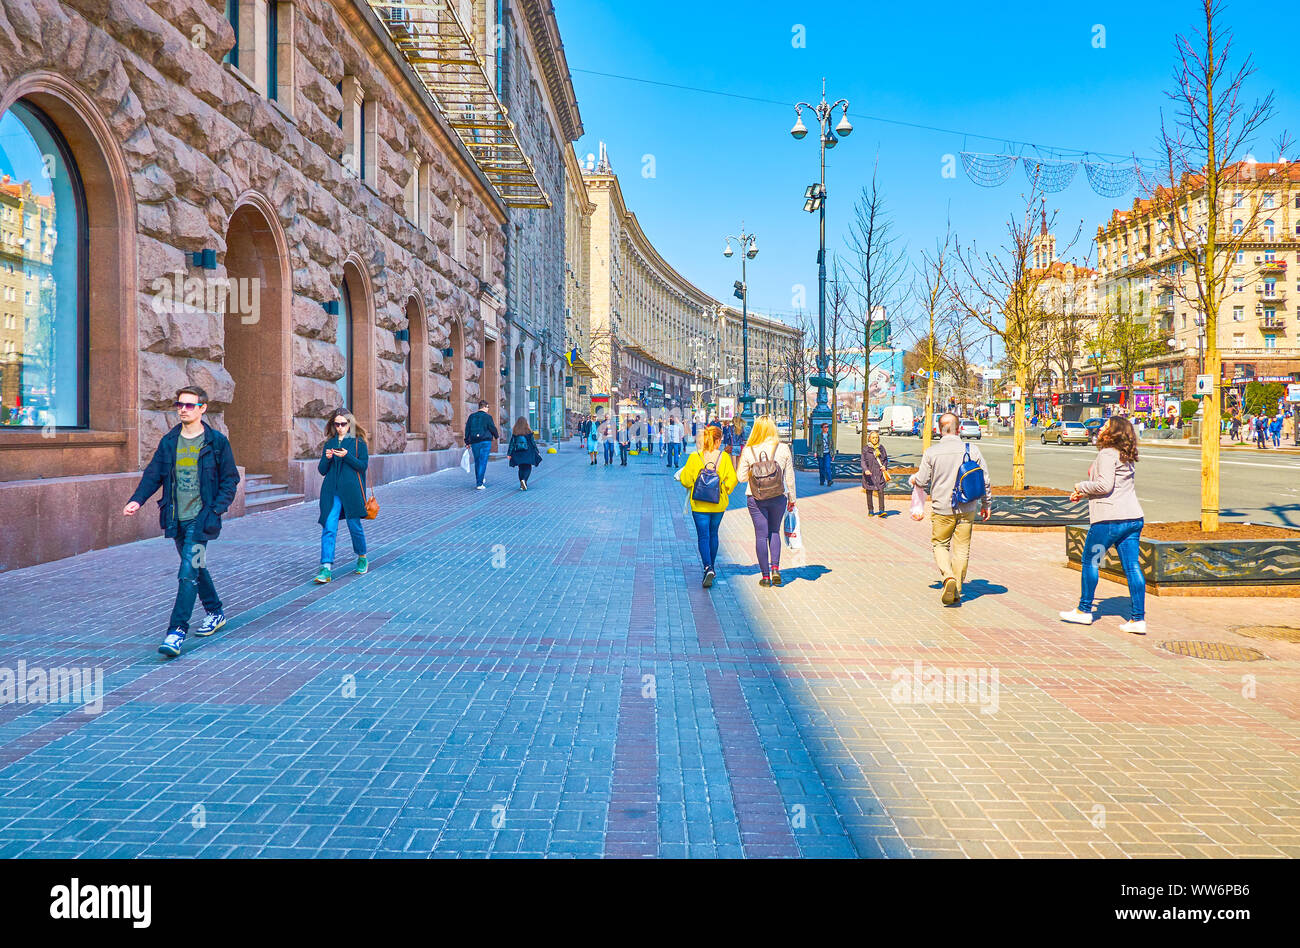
[911,413,991,605]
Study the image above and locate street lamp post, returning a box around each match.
[723,226,759,430]
[791,78,852,441]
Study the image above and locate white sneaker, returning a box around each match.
[1119,620,1147,635]
[475,484,485,491]
[1059,609,1093,625]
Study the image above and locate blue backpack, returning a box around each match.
[951,444,986,508]
[692,453,722,504]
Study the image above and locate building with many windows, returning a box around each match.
[0,0,571,570]
[576,144,802,424]
[1094,163,1300,401]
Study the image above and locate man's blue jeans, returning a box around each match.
[471,440,491,486]
[691,510,724,569]
[321,494,367,565]
[667,443,682,468]
[605,442,616,464]
[819,453,834,485]
[168,518,221,631]
[1078,517,1145,621]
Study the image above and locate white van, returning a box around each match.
[880,405,914,435]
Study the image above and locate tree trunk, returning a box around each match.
[922,375,935,453]
[1013,346,1027,490]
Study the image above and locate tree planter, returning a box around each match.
[795,452,862,477]
[987,489,1088,526]
[1064,524,1300,596]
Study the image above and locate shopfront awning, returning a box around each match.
[368,2,551,208]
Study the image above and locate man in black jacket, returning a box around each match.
[464,398,499,489]
[123,385,241,657]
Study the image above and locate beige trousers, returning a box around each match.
[931,511,977,592]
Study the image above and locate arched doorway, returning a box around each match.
[223,198,289,480]
[404,296,426,447]
[513,345,525,423]
[449,317,465,443]
[340,258,374,442]
[483,333,499,441]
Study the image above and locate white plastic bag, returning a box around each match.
[460,447,472,475]
[783,507,803,550]
[909,483,926,521]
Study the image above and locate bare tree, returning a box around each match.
[1153,0,1289,530]
[827,256,855,427]
[1086,286,1169,402]
[845,166,909,422]
[951,187,1079,488]
[914,230,958,452]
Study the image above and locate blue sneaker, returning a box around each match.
[158,628,186,657]
[194,612,226,637]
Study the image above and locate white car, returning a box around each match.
[776,420,792,440]
[958,418,981,439]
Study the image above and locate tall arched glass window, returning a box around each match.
[0,100,86,428]
[337,279,352,406]
[1231,219,1244,235]
[1263,219,1275,240]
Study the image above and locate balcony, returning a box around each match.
[1259,258,1288,273]
[1260,316,1288,333]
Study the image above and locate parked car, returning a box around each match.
[958,418,982,440]
[855,415,882,435]
[1082,417,1106,443]
[1041,421,1090,445]
[776,420,792,440]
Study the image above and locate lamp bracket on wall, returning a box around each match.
[191,249,217,270]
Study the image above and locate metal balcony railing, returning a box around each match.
[369,2,550,208]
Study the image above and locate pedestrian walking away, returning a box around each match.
[729,416,746,469]
[860,430,889,517]
[666,416,684,469]
[314,408,371,584]
[465,399,499,489]
[507,417,543,490]
[602,418,617,465]
[122,385,240,657]
[814,421,835,486]
[911,412,991,606]
[586,422,599,465]
[1060,416,1147,635]
[737,414,797,588]
[617,417,631,465]
[676,423,738,589]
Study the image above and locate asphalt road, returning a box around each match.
[836,429,1300,529]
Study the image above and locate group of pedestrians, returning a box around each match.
[125,388,1148,659]
[1230,409,1293,448]
[578,412,687,469]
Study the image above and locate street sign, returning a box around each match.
[982,369,1002,380]
[1194,374,1213,397]
[1010,385,1022,401]
[1287,383,1300,402]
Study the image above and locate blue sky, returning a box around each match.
[559,0,1298,341]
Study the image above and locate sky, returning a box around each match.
[556,0,1299,344]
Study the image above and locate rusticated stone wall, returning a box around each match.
[0,0,507,470]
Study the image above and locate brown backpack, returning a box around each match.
[748,448,785,501]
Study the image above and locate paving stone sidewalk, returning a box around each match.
[0,443,1297,858]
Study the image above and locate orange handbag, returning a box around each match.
[356,470,378,520]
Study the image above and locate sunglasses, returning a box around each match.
[333,420,350,428]
[173,401,203,410]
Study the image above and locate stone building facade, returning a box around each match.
[581,146,802,424]
[562,143,594,424]
[498,0,582,440]
[0,0,567,571]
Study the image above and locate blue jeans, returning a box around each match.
[470,440,491,486]
[1078,518,1145,621]
[691,510,724,569]
[168,518,221,631]
[606,442,616,464]
[819,453,834,485]
[321,494,367,565]
[667,443,682,468]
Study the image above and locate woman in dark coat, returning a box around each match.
[315,408,370,583]
[860,430,889,517]
[507,416,542,490]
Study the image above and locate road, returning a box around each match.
[836,429,1300,528]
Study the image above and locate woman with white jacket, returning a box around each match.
[1060,416,1147,634]
[736,414,797,588]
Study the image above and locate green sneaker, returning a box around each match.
[314,565,332,584]
[354,555,368,575]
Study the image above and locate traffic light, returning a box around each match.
[908,373,916,389]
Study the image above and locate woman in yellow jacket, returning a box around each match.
[676,424,737,588]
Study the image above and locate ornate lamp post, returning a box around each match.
[722,226,759,430]
[791,78,852,440]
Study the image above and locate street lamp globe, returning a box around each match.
[746,239,758,259]
[835,113,853,137]
[723,242,733,258]
[790,115,808,139]
[823,128,838,149]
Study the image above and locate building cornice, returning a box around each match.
[519,0,583,142]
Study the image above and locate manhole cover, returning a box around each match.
[1232,626,1300,643]
[1159,640,1268,662]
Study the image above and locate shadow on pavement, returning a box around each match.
[958,578,1008,602]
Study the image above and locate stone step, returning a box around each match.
[243,491,305,513]
[244,480,291,495]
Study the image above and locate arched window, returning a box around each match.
[0,100,86,428]
[1263,219,1275,240]
[337,278,352,405]
[1231,219,1243,235]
